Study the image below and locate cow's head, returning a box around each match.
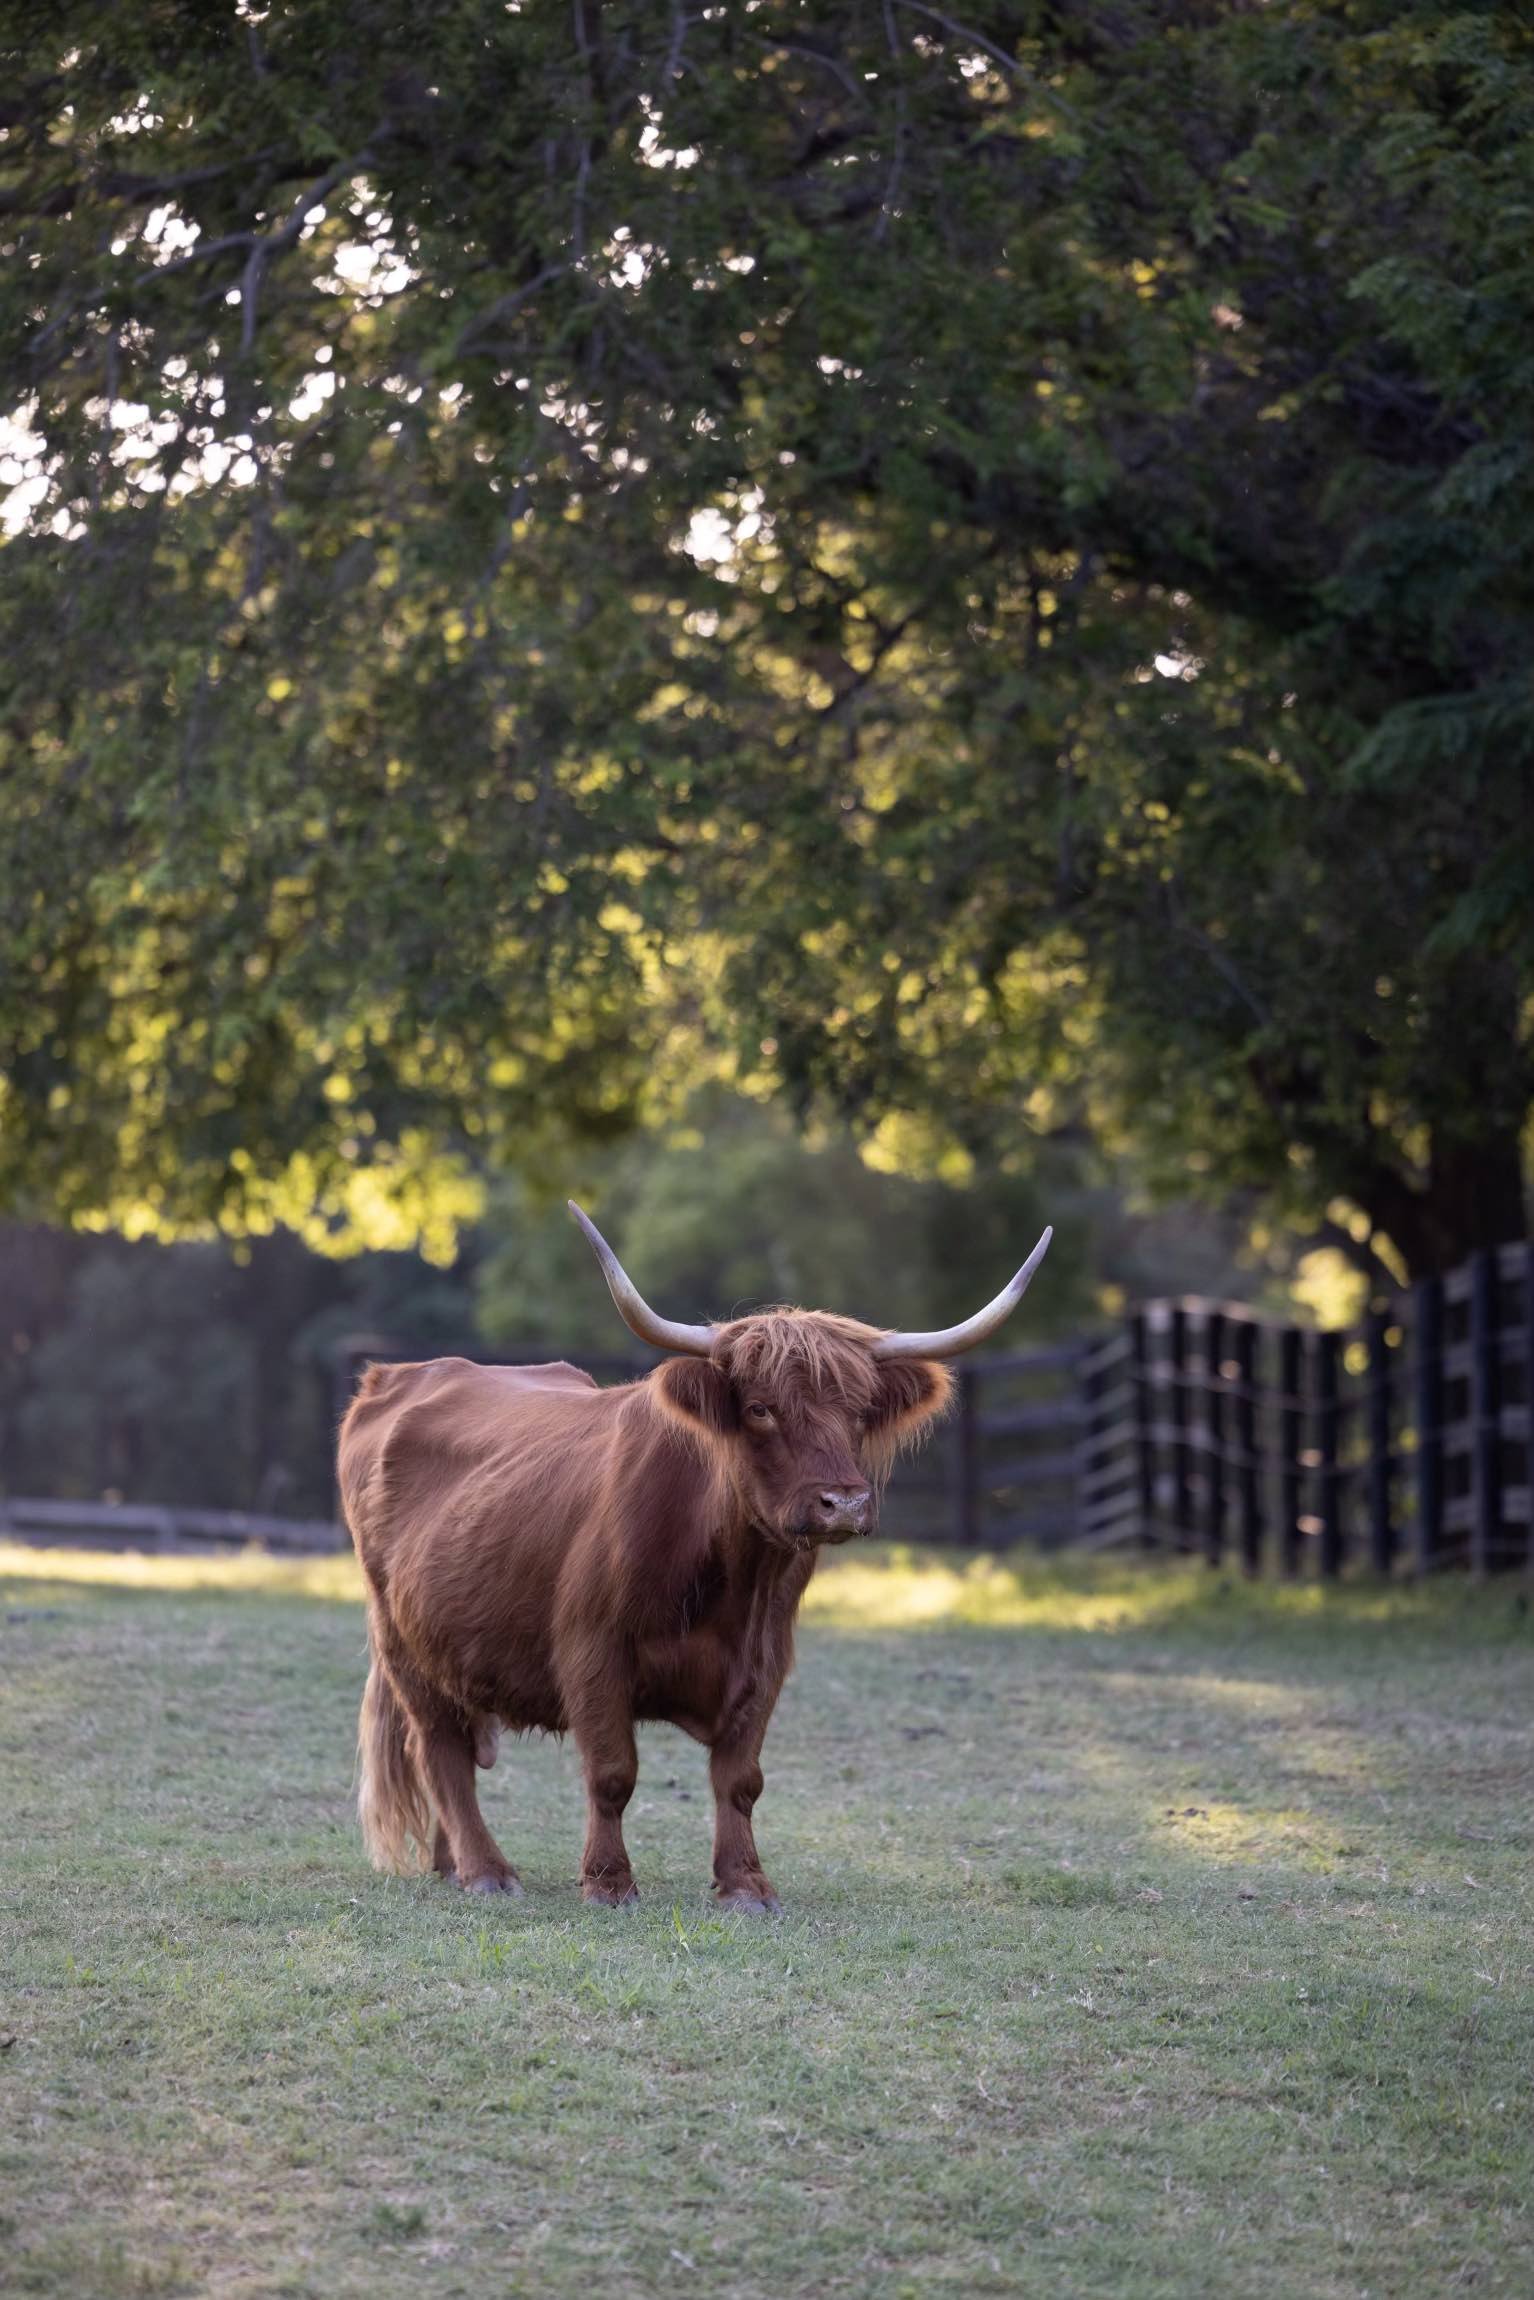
[568,1202,1051,1549]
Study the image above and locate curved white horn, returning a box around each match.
[568,1202,717,1356]
[871,1228,1053,1361]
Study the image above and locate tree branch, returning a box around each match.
[238,144,376,355]
[889,1,1081,123]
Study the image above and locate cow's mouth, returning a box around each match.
[787,1516,876,1547]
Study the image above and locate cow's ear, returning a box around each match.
[867,1360,952,1445]
[654,1357,737,1436]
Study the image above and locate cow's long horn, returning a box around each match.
[568,1202,717,1356]
[871,1228,1053,1361]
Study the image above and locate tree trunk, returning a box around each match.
[1424,1125,1528,1268]
[1351,1123,1528,1283]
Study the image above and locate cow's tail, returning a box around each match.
[357,1618,433,1876]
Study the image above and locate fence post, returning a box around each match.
[1525,1246,1534,1581]
[1412,1275,1443,1575]
[1233,1318,1262,1576]
[953,1366,982,1546]
[1072,1341,1096,1547]
[1278,1327,1303,1578]
[1169,1306,1191,1548]
[1315,1328,1342,1578]
[1365,1308,1395,1575]
[1204,1310,1226,1568]
[1469,1249,1502,1579]
[1131,1313,1156,1547]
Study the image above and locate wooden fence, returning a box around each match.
[0,1494,346,1553]
[1101,1242,1534,1577]
[895,1240,1533,1574]
[875,1340,1085,1549]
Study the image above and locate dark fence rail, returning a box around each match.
[0,1495,346,1553]
[1079,1241,1534,1576]
[876,1340,1087,1549]
[3,1239,1530,1571]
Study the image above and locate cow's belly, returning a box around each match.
[632,1630,732,1742]
[381,1520,568,1729]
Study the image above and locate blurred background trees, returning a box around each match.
[1,2,1531,1502]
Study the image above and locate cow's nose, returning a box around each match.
[816,1486,872,1533]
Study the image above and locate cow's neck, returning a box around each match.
[632,1411,816,1642]
[712,1506,817,1641]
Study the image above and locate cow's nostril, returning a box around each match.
[818,1492,840,1515]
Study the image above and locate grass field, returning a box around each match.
[2,1541,1531,2300]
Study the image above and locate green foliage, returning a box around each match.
[1,4,1531,1273]
[475,1092,1082,1349]
[16,1248,257,1504]
[0,1224,479,1513]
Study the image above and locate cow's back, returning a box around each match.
[342,1356,612,1542]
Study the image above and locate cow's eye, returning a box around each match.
[744,1401,774,1425]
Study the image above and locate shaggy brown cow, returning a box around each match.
[341,1203,1050,1910]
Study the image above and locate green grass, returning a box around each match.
[2,1542,1532,2299]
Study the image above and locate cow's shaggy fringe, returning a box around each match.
[714,1309,955,1485]
[357,1627,433,1875]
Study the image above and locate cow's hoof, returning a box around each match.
[463,1871,523,1897]
[717,1888,783,1916]
[582,1880,640,1908]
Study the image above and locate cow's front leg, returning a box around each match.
[570,1701,640,1907]
[709,1738,781,1915]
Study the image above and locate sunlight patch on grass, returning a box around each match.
[5,1533,1196,1629]
[806,1546,1245,1632]
[3,1535,1524,1643]
[807,1543,1527,1636]
[0,1538,364,1602]
[7,1534,1194,1626]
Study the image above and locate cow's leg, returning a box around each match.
[569,1697,640,1907]
[710,1732,782,1915]
[411,1701,522,1896]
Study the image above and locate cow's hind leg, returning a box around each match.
[406,1693,522,1896]
[429,1718,499,1882]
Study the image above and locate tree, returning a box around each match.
[0,1216,495,1512]
[475,1091,1083,1352]
[1,4,1529,1277]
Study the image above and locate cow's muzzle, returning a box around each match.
[808,1485,873,1540]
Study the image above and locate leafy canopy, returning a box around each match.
[1,3,1531,1276]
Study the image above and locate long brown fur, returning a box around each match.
[339,1327,951,1908]
[356,1619,433,1875]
